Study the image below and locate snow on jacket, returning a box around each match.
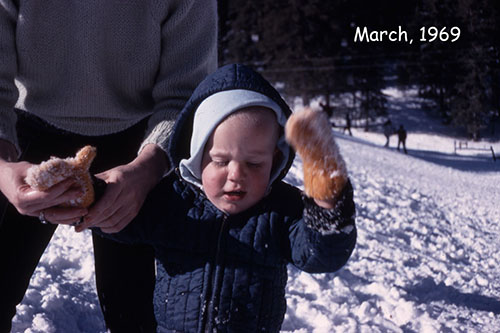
[100,64,357,332]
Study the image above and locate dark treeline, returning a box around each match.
[217,0,500,140]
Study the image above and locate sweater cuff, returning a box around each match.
[302,180,355,235]
[139,109,179,155]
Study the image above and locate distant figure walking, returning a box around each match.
[319,102,334,118]
[383,119,394,147]
[343,113,353,136]
[397,124,408,154]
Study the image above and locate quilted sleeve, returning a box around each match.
[286,181,356,273]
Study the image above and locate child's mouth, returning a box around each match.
[223,190,246,201]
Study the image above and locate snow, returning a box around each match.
[11,89,500,332]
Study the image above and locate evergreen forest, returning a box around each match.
[217,0,500,140]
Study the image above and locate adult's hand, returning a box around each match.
[76,144,168,233]
[0,140,86,221]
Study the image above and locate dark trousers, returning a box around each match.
[397,139,408,154]
[0,112,157,332]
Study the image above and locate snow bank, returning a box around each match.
[11,90,500,332]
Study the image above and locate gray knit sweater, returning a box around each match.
[0,0,218,154]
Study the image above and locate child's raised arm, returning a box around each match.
[284,108,356,273]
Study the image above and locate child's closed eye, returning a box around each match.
[213,160,228,167]
[247,162,263,168]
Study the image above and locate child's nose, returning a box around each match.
[228,161,245,181]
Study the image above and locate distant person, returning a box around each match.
[397,124,408,154]
[383,119,394,147]
[319,101,334,118]
[343,113,353,136]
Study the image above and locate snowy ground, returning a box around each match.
[11,90,500,332]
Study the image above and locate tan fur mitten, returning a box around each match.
[285,108,348,201]
[25,145,97,208]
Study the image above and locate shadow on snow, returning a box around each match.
[405,277,500,315]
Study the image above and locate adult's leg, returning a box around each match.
[0,112,62,332]
[92,232,156,332]
[87,119,157,332]
[0,202,57,332]
[2,112,157,331]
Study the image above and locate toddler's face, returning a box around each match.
[201,110,278,215]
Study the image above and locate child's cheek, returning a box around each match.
[203,166,226,195]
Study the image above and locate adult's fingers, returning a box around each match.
[21,178,76,205]
[20,179,84,214]
[76,184,121,230]
[42,206,88,225]
[93,205,135,234]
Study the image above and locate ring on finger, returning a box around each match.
[38,211,50,225]
[71,217,85,227]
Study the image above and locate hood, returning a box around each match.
[168,63,295,187]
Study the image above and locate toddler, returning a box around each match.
[97,64,356,332]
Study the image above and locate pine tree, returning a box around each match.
[409,0,499,137]
[449,0,497,139]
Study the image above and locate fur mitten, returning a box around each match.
[285,108,348,201]
[25,145,97,208]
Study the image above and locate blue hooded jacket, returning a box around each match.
[103,64,356,332]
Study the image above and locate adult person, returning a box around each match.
[343,113,353,136]
[0,1,218,332]
[319,101,334,118]
[383,119,394,147]
[397,124,408,154]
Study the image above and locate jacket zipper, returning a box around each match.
[202,214,228,332]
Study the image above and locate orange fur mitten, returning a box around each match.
[285,108,348,201]
[25,145,97,208]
